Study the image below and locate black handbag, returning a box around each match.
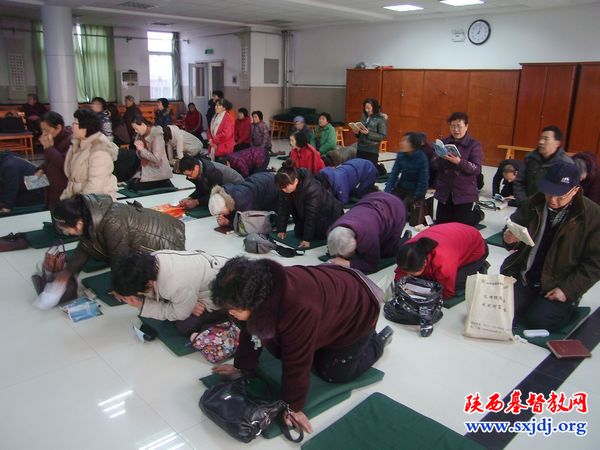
[199,377,304,443]
[384,276,443,337]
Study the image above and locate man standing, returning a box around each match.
[513,125,573,205]
[502,163,600,330]
[123,95,142,143]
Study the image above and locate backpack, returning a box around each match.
[233,210,274,236]
[243,233,305,258]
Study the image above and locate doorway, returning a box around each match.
[188,60,224,126]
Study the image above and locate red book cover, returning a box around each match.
[547,340,591,359]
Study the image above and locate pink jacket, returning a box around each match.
[208,112,235,158]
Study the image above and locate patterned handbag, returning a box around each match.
[43,242,67,273]
[190,321,240,363]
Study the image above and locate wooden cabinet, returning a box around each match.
[467,70,520,166]
[513,63,577,148]
[381,70,424,150]
[569,63,600,157]
[344,69,383,145]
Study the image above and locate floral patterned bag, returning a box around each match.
[190,321,240,363]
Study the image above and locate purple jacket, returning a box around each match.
[328,192,406,273]
[319,159,378,204]
[432,133,483,205]
[226,145,269,178]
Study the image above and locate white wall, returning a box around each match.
[290,3,600,85]
[113,27,151,101]
[250,31,283,87]
[0,17,37,102]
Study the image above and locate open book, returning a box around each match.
[24,174,50,190]
[434,139,461,158]
[506,218,535,246]
[348,122,368,134]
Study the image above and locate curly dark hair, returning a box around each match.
[113,253,159,296]
[210,257,275,310]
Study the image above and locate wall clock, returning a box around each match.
[468,19,491,45]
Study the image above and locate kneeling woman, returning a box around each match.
[275,159,344,249]
[211,257,393,433]
[130,118,173,191]
[52,194,186,283]
[113,251,227,335]
[395,222,488,299]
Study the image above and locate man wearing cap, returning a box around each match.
[501,162,600,330]
[512,125,573,205]
[289,115,313,142]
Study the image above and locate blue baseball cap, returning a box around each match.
[538,162,580,196]
[293,116,305,123]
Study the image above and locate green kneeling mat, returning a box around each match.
[24,222,79,249]
[81,272,123,307]
[443,292,466,309]
[139,317,194,357]
[375,174,389,184]
[318,254,396,273]
[1,204,46,217]
[475,223,486,231]
[185,205,212,219]
[513,306,591,348]
[117,185,178,198]
[485,231,505,248]
[65,249,109,273]
[271,230,327,250]
[201,351,384,439]
[302,392,484,450]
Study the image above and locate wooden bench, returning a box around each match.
[0,132,34,160]
[497,144,535,160]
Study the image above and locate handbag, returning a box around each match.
[408,196,434,227]
[0,232,29,252]
[43,242,67,273]
[199,377,303,443]
[190,321,240,364]
[383,276,443,337]
[463,273,516,341]
[233,210,274,236]
[243,233,305,258]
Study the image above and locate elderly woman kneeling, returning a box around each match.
[211,257,393,434]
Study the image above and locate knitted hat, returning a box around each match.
[293,115,305,123]
[208,185,236,215]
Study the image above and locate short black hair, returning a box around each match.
[319,112,332,124]
[502,163,518,173]
[396,237,438,272]
[238,107,249,117]
[402,131,426,151]
[28,93,39,101]
[542,125,563,142]
[157,98,169,109]
[211,256,275,310]
[133,115,152,126]
[447,112,469,125]
[52,195,93,238]
[74,108,102,137]
[179,155,199,172]
[363,98,381,115]
[41,111,64,128]
[275,158,298,189]
[251,110,263,121]
[216,98,233,111]
[188,102,195,108]
[113,253,159,296]
[293,130,309,148]
[212,90,224,98]
[91,97,107,110]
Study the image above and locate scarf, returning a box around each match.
[211,111,226,138]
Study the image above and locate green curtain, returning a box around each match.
[74,24,117,102]
[171,33,182,100]
[31,20,48,103]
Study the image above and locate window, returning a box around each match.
[148,31,173,99]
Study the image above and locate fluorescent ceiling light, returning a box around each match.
[440,0,484,6]
[384,4,424,12]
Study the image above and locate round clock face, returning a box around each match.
[468,19,491,45]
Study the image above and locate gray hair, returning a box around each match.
[125,95,135,102]
[327,226,356,259]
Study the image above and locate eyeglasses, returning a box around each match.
[449,124,465,130]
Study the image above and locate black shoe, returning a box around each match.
[377,325,394,346]
[473,204,485,223]
[402,230,412,240]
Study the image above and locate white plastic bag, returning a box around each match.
[463,273,516,341]
[34,280,67,310]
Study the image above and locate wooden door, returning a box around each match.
[540,65,577,144]
[569,63,600,156]
[381,69,424,151]
[345,69,382,145]
[422,70,469,140]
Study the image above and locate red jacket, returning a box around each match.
[234,117,251,145]
[208,112,235,157]
[184,110,202,133]
[290,144,325,174]
[234,260,381,411]
[394,222,486,299]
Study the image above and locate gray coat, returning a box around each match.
[513,148,574,204]
[356,113,387,154]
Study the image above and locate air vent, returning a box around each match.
[151,22,175,26]
[262,19,292,26]
[117,1,156,10]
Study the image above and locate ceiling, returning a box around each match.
[1,0,599,37]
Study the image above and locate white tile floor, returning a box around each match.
[0,141,597,450]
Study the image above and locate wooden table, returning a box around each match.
[0,132,34,160]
